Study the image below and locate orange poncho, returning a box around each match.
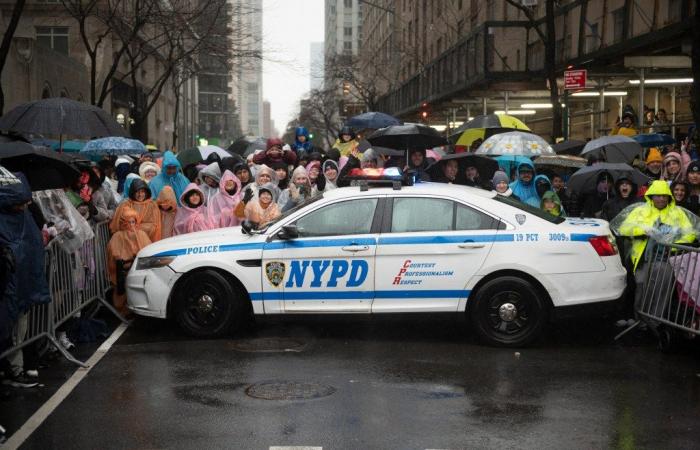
[156,186,178,239]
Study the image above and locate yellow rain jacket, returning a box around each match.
[617,180,695,272]
[332,138,359,157]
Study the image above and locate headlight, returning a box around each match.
[135,256,176,270]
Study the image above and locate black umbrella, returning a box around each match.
[227,136,266,157]
[567,163,649,195]
[367,124,448,151]
[0,141,80,190]
[552,140,586,156]
[428,152,498,181]
[0,98,127,143]
[357,139,404,156]
[580,136,643,164]
[345,112,402,130]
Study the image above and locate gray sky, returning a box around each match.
[262,0,324,135]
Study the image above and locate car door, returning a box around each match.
[373,195,501,312]
[261,197,383,313]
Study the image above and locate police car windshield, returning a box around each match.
[494,195,566,224]
[258,194,325,231]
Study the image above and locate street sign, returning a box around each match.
[564,69,587,89]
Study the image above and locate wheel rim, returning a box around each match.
[485,290,532,336]
[183,279,227,329]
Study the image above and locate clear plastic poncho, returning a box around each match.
[33,189,95,253]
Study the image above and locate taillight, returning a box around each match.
[589,235,618,256]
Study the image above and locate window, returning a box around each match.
[343,41,352,52]
[585,23,599,54]
[36,27,69,55]
[391,198,498,232]
[344,26,352,37]
[344,0,353,8]
[494,195,565,224]
[294,199,378,237]
[612,8,626,43]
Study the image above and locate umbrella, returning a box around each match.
[494,155,533,178]
[0,164,21,186]
[580,136,643,164]
[633,133,675,148]
[567,163,649,195]
[0,141,80,190]
[198,145,231,160]
[176,147,205,168]
[0,98,127,142]
[345,112,402,130]
[356,139,404,156]
[367,124,448,151]
[428,153,499,181]
[227,136,266,157]
[475,131,554,157]
[449,114,530,147]
[552,139,586,156]
[81,137,146,156]
[533,155,586,169]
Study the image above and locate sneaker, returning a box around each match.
[2,372,39,388]
[58,332,75,350]
[615,319,629,327]
[24,369,38,378]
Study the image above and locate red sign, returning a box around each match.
[564,69,587,89]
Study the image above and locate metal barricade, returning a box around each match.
[624,239,700,348]
[0,220,127,368]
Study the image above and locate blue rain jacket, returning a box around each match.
[509,160,539,205]
[149,151,190,205]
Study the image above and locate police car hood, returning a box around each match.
[137,226,263,258]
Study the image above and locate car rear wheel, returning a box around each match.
[469,276,549,347]
[173,269,248,338]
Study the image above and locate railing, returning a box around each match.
[0,221,127,368]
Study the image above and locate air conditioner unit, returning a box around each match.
[521,0,538,6]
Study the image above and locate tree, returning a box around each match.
[505,0,561,140]
[285,88,343,150]
[0,0,26,115]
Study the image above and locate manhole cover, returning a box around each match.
[227,337,307,353]
[245,381,336,400]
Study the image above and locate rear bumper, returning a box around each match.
[552,297,622,321]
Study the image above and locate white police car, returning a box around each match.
[126,172,626,346]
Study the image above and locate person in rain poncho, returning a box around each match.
[509,161,538,205]
[149,151,190,205]
[138,161,161,183]
[580,172,613,218]
[0,173,51,386]
[198,161,222,206]
[245,183,281,228]
[174,183,212,235]
[291,126,315,155]
[613,180,697,319]
[281,166,318,212]
[331,126,359,157]
[92,163,118,212]
[107,207,151,316]
[110,178,161,242]
[492,170,519,200]
[253,138,297,167]
[600,176,642,222]
[322,159,340,190]
[526,174,553,209]
[156,186,177,239]
[540,191,563,217]
[233,162,253,190]
[208,170,242,228]
[306,160,326,192]
[236,165,281,219]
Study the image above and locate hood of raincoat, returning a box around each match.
[541,190,562,215]
[199,162,222,183]
[0,174,50,327]
[174,183,211,235]
[122,174,140,202]
[338,126,356,140]
[254,164,278,187]
[258,181,280,203]
[534,174,552,198]
[138,161,161,181]
[207,170,242,229]
[129,178,152,201]
[644,179,675,208]
[293,126,313,152]
[156,185,177,211]
[322,160,339,178]
[149,150,190,205]
[118,206,140,232]
[509,160,538,202]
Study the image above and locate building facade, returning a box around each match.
[360,0,693,141]
[309,41,324,91]
[0,0,198,150]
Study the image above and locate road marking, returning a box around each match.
[270,447,322,450]
[3,322,129,450]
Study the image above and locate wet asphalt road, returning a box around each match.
[17,315,700,450]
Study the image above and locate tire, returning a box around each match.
[657,327,678,353]
[469,276,549,347]
[173,269,248,338]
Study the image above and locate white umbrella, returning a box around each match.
[474,131,555,157]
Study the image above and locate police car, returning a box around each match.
[126,169,626,346]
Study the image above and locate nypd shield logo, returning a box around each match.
[265,262,286,287]
[515,214,527,225]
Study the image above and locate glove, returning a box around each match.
[316,172,326,191]
[242,188,254,204]
[87,201,98,217]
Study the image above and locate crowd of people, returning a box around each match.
[1,118,699,397]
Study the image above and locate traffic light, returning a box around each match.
[342,81,350,96]
[419,102,430,123]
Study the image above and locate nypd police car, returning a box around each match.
[126,172,626,346]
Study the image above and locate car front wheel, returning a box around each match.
[469,276,549,347]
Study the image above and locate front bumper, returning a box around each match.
[126,265,181,318]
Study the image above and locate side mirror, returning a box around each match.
[277,224,299,240]
[241,220,255,235]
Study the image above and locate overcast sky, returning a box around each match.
[262,0,324,135]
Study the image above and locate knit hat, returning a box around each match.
[687,160,700,174]
[266,138,283,150]
[646,147,663,164]
[492,170,509,188]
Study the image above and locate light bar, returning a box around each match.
[494,109,536,115]
[629,78,693,85]
[570,91,628,97]
[347,167,403,180]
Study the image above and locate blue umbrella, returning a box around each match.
[633,133,675,148]
[494,155,532,178]
[345,112,402,130]
[81,137,146,156]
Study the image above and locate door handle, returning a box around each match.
[458,242,485,249]
[341,245,370,252]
